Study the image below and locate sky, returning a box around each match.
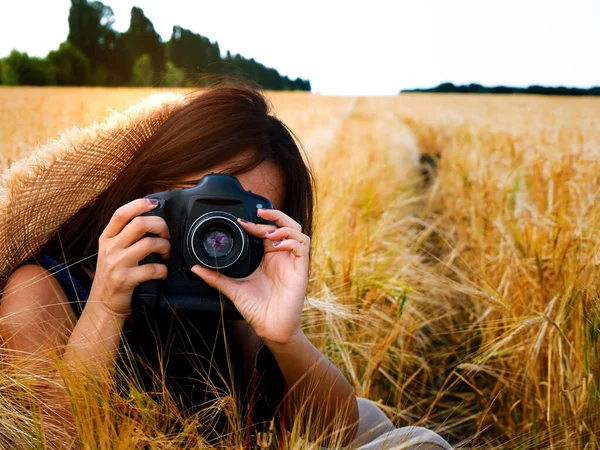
[0,0,599,95]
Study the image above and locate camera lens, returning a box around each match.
[203,229,233,258]
[187,211,247,269]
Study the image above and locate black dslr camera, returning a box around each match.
[132,173,275,318]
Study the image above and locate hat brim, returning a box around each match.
[0,91,187,289]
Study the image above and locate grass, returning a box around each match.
[1,87,599,448]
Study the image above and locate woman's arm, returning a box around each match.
[63,197,171,378]
[192,207,360,447]
[0,198,171,448]
[0,266,128,449]
[62,292,128,378]
[229,319,359,445]
[265,331,359,447]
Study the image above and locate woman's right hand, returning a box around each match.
[88,198,171,318]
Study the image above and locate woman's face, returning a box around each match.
[152,155,285,210]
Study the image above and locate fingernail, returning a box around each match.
[147,199,159,205]
[238,218,249,223]
[273,241,281,247]
[267,230,276,234]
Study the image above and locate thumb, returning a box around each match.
[191,265,240,301]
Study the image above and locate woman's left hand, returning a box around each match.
[190,208,310,346]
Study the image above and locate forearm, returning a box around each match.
[0,303,125,449]
[265,331,359,447]
[38,303,127,448]
[62,302,127,379]
[3,353,82,449]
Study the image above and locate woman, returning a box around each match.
[0,83,452,449]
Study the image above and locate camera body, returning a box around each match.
[132,173,275,317]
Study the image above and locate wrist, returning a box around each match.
[84,299,131,321]
[262,328,307,354]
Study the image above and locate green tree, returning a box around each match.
[216,50,310,91]
[0,59,19,85]
[132,53,153,86]
[161,60,186,87]
[101,32,133,85]
[167,25,221,75]
[67,0,113,70]
[124,7,165,79]
[2,50,52,85]
[47,41,91,85]
[67,0,132,85]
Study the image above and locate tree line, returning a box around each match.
[402,82,600,96]
[0,0,311,91]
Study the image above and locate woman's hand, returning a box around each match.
[89,198,171,318]
[191,208,310,346]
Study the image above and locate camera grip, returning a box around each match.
[133,200,166,311]
[133,232,162,311]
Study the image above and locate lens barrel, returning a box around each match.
[186,211,247,269]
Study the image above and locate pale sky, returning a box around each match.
[1,0,599,95]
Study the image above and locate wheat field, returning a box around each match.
[1,87,599,449]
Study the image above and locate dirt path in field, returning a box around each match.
[312,96,423,180]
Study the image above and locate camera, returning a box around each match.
[132,173,275,318]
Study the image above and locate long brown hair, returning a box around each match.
[43,82,316,269]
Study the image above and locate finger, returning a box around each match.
[263,226,309,245]
[128,263,168,285]
[236,218,277,238]
[267,239,308,258]
[117,216,170,248]
[102,198,160,239]
[190,265,241,301]
[256,208,302,232]
[125,236,171,264]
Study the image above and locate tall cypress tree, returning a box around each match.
[67,0,132,85]
[124,7,165,77]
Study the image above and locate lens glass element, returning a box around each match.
[203,228,233,258]
[187,211,247,270]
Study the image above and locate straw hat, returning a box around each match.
[0,91,188,290]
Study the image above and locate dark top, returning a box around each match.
[12,253,288,446]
